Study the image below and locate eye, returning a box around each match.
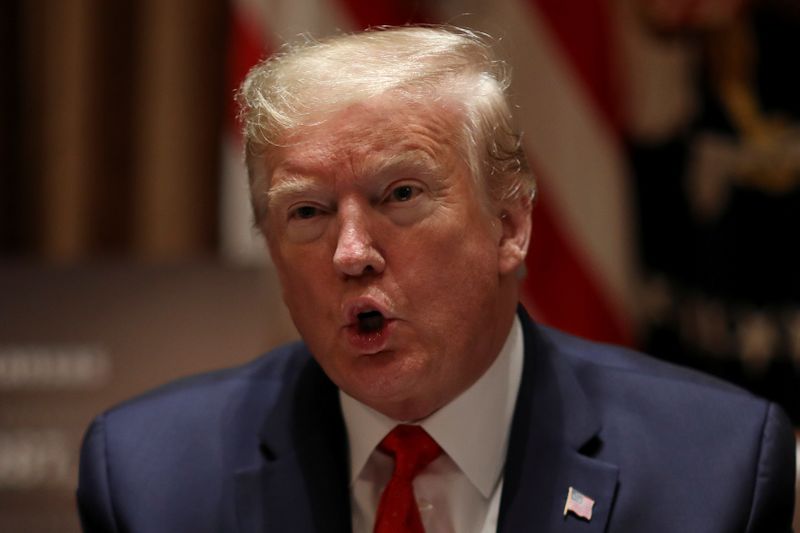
[387,184,421,203]
[284,202,328,243]
[290,205,320,220]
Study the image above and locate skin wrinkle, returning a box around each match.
[268,152,448,215]
[238,27,535,237]
[263,94,531,421]
[260,98,495,230]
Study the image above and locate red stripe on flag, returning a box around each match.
[518,0,632,344]
[335,0,431,28]
[526,0,621,130]
[225,7,271,133]
[523,183,631,345]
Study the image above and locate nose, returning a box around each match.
[332,201,385,277]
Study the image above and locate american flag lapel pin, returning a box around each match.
[563,486,595,521]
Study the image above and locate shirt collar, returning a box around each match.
[340,315,524,499]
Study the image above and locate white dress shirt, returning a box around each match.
[340,316,524,533]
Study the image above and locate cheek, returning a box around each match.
[271,244,332,312]
[397,225,499,310]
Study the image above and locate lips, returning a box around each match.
[342,298,395,354]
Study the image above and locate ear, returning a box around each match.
[497,196,532,276]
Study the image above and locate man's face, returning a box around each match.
[262,95,529,421]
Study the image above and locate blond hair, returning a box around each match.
[237,25,534,222]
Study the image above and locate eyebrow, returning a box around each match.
[266,175,322,207]
[265,149,442,208]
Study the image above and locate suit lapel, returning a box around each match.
[499,312,619,533]
[234,357,352,533]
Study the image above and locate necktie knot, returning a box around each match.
[378,424,442,479]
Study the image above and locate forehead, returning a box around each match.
[271,96,465,180]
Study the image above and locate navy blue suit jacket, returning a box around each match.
[77,312,796,532]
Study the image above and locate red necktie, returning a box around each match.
[373,425,442,533]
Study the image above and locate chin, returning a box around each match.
[339,354,435,418]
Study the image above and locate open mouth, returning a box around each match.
[344,301,393,353]
[356,310,385,334]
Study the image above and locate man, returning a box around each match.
[77,26,795,532]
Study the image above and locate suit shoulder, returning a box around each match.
[536,324,788,437]
[98,340,311,435]
[77,341,315,531]
[541,325,750,397]
[533,326,796,531]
